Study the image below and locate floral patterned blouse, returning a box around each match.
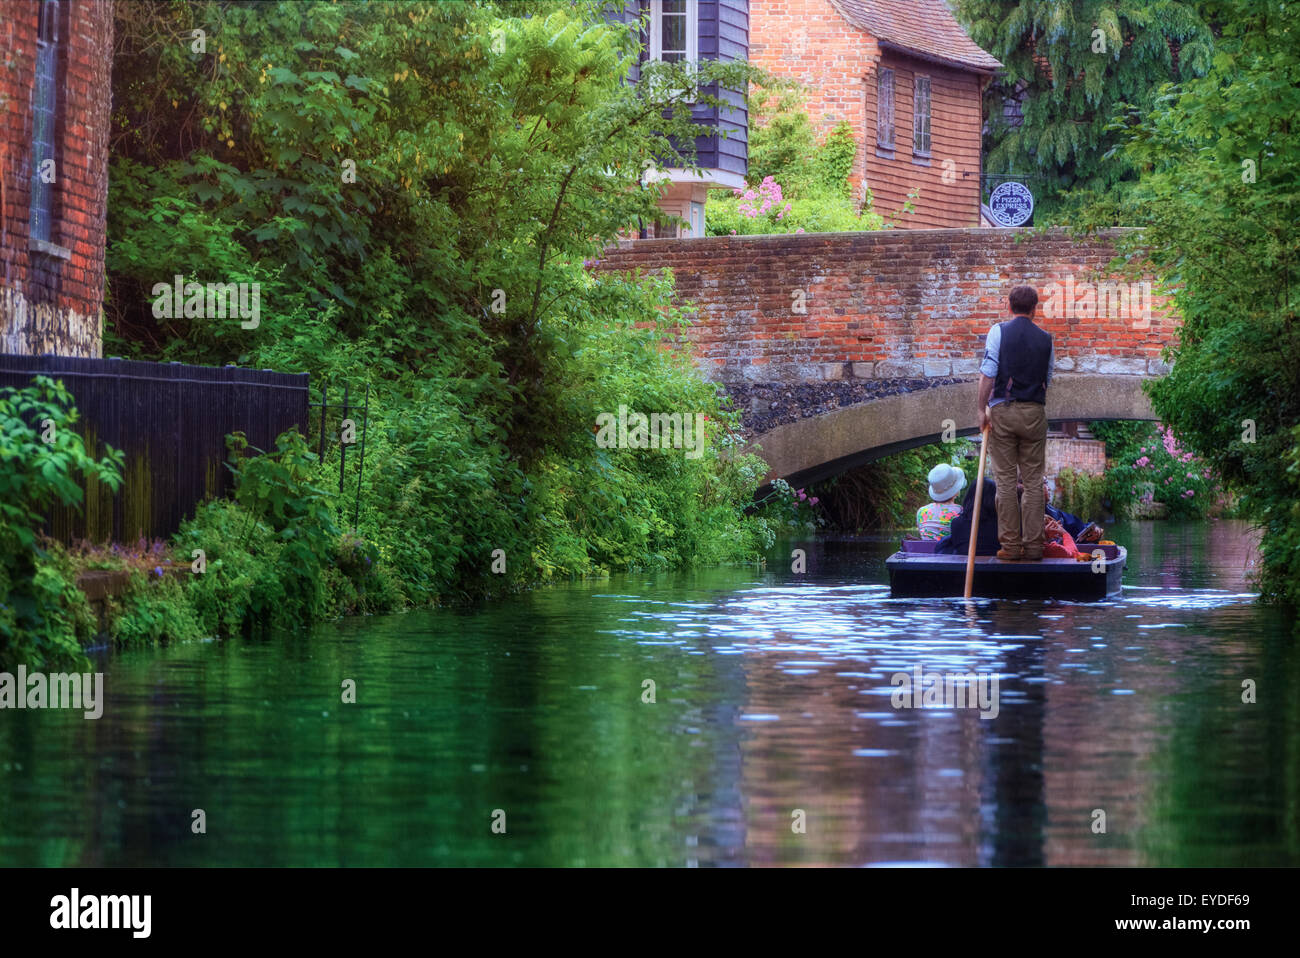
[916,502,963,540]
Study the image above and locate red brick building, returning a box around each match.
[0,0,112,357]
[750,0,1001,228]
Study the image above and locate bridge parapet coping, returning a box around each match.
[715,355,1171,384]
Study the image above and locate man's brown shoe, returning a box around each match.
[996,549,1023,561]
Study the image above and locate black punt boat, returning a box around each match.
[886,540,1127,600]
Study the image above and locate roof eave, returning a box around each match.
[877,39,1002,75]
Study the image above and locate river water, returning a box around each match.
[1,520,1295,867]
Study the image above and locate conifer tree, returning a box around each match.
[953,0,1214,219]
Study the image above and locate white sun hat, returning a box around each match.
[927,463,967,502]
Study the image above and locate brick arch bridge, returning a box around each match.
[596,227,1176,486]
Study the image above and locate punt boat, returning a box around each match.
[886,540,1127,600]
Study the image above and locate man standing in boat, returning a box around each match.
[976,286,1054,561]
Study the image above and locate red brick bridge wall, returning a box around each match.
[596,227,1177,385]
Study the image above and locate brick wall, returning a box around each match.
[0,0,112,357]
[595,227,1177,383]
[1047,438,1107,478]
[749,0,878,198]
[749,0,987,227]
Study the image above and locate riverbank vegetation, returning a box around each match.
[1069,0,1300,608]
[2,1,782,668]
[805,443,977,533]
[0,379,123,667]
[964,0,1299,611]
[1088,421,1226,519]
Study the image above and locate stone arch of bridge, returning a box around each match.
[746,374,1157,489]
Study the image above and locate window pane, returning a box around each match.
[914,77,931,154]
[877,69,894,147]
[661,12,686,54]
[39,0,58,42]
[30,2,59,243]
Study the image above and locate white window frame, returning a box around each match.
[649,0,698,64]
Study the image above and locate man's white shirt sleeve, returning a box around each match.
[980,325,1000,378]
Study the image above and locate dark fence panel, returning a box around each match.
[0,355,309,544]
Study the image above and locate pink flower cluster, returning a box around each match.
[1160,424,1195,463]
[795,487,819,506]
[735,176,793,220]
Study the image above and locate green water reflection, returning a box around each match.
[0,521,1296,866]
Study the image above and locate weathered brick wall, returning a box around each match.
[0,0,112,357]
[749,0,879,199]
[1047,438,1107,478]
[595,227,1177,383]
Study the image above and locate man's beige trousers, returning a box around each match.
[989,400,1047,557]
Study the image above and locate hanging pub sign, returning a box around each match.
[988,181,1034,227]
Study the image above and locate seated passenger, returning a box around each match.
[1019,478,1105,543]
[1042,478,1104,543]
[916,464,967,540]
[938,477,1002,556]
[1042,515,1086,559]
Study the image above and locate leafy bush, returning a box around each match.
[747,87,820,192]
[0,378,122,668]
[324,533,404,616]
[708,93,885,236]
[814,122,857,199]
[1091,420,1216,519]
[1054,468,1106,521]
[524,269,771,575]
[169,432,353,637]
[107,572,204,646]
[0,550,98,670]
[1072,2,1299,608]
[752,479,823,532]
[350,381,521,603]
[210,430,339,627]
[175,498,290,636]
[708,179,877,236]
[0,377,124,551]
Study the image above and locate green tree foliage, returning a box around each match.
[109,1,755,443]
[953,0,1213,220]
[708,91,885,235]
[0,378,123,666]
[746,88,820,192]
[84,0,772,644]
[1076,0,1300,606]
